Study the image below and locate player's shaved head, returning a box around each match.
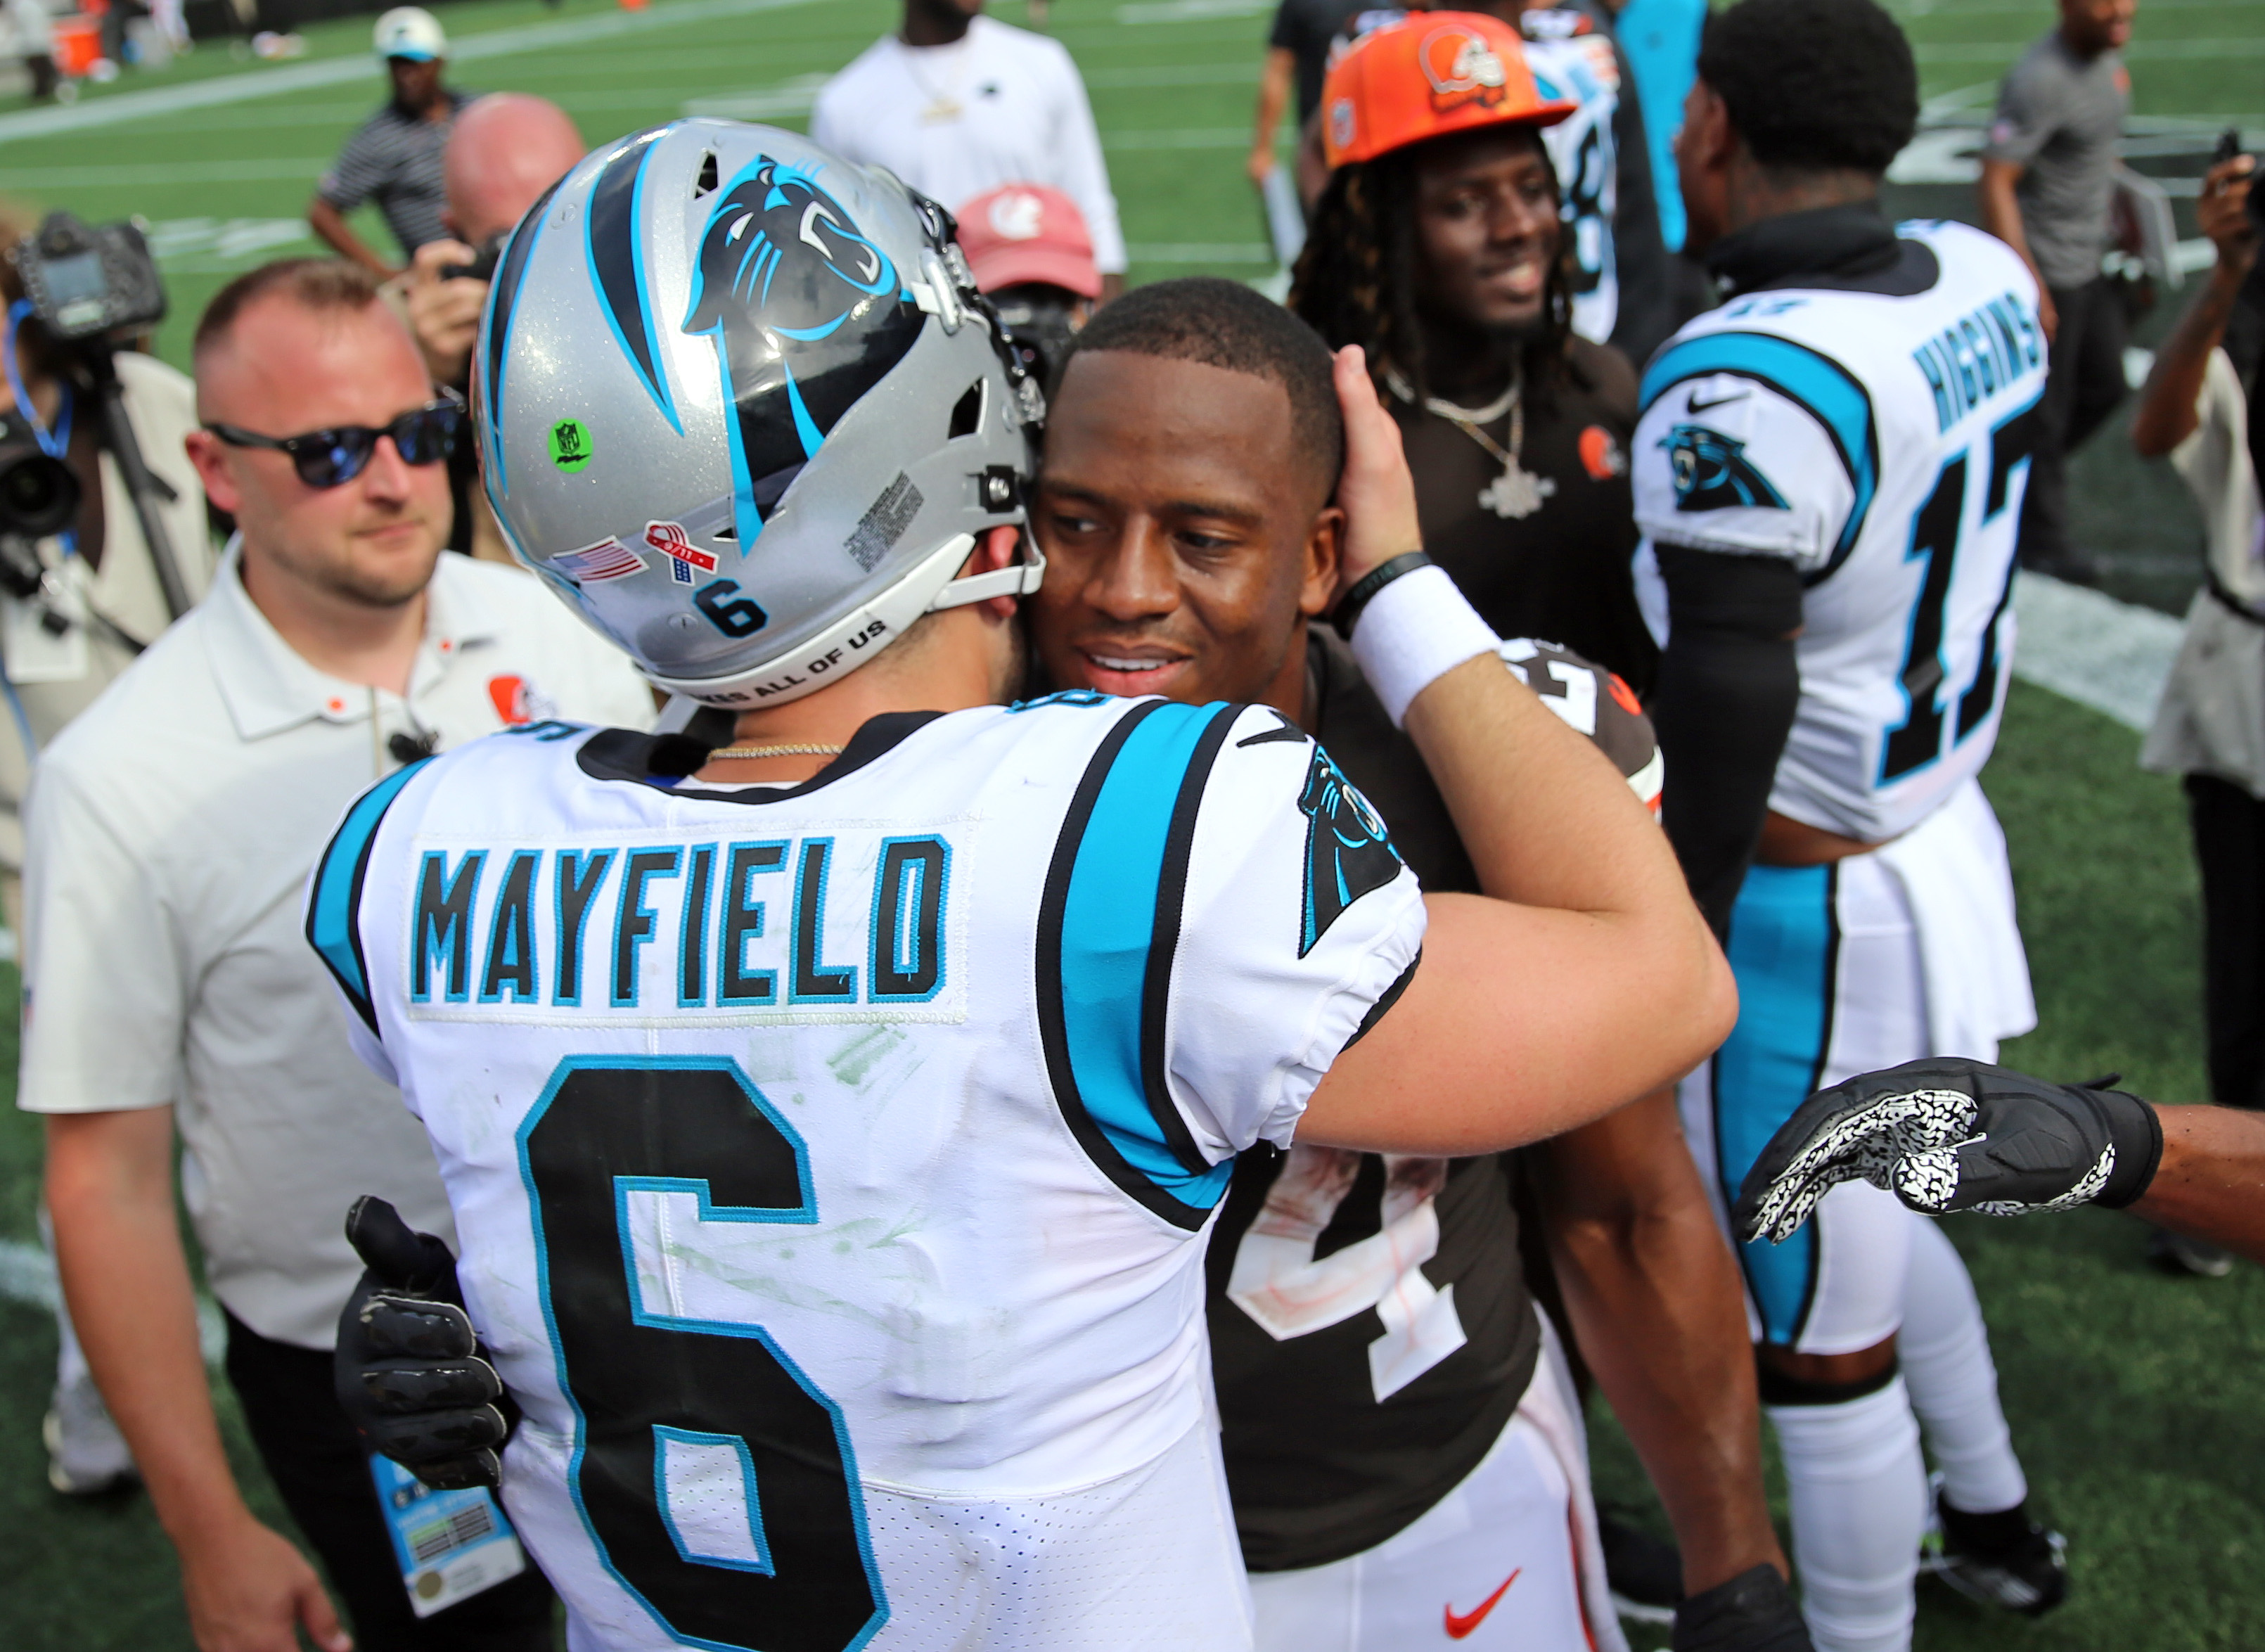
[444,94,585,246]
[1065,278,1344,508]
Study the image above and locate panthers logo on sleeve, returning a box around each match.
[1298,746,1404,957]
[1665,424,1790,513]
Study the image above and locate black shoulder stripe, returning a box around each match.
[586,127,676,425]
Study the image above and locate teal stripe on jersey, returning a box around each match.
[1712,862,1837,1345]
[1641,331,1880,568]
[305,761,425,1030]
[1057,702,1238,1212]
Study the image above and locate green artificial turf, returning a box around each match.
[0,0,2258,1645]
[1600,682,2265,1652]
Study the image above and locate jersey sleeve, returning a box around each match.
[1166,706,1425,1152]
[1497,638,1662,809]
[1634,362,1863,575]
[304,760,427,1056]
[1033,701,1424,1231]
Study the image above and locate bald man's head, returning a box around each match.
[444,94,586,246]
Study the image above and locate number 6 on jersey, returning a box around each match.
[520,1057,886,1652]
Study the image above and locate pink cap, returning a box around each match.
[954,184,1103,300]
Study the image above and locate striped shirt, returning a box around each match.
[319,90,477,259]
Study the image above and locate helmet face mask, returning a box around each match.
[475,121,1044,707]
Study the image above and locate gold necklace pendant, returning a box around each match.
[918,95,964,123]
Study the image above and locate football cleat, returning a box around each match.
[2148,1227,2235,1279]
[1920,1474,2067,1616]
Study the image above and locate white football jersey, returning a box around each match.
[309,696,1425,1651]
[1522,15,1621,347]
[1631,219,2047,841]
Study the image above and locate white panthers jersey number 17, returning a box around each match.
[1632,219,2048,843]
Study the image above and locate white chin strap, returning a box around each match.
[643,530,1046,710]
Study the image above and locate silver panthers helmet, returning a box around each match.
[473,121,1044,707]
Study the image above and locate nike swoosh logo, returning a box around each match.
[1444,1568,1521,1639]
[1686,390,1747,413]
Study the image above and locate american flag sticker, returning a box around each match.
[644,520,719,572]
[549,538,648,582]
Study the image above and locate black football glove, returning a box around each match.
[1673,1563,1812,1652]
[1735,1057,2164,1247]
[335,1195,508,1491]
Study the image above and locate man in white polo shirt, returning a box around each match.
[811,0,1127,297]
[27,259,651,1652]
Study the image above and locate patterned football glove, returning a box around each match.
[1673,1563,1813,1652]
[1735,1057,2164,1246]
[335,1195,509,1491]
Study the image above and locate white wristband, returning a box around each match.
[1346,563,1501,728]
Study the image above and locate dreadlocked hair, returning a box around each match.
[1288,140,1574,411]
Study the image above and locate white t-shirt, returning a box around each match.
[310,696,1424,1647]
[18,550,655,1348]
[811,15,1127,274]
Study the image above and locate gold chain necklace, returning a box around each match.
[707,743,847,761]
[1385,364,1558,521]
[901,34,971,124]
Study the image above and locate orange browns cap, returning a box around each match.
[1321,10,1578,170]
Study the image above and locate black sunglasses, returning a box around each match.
[205,398,465,489]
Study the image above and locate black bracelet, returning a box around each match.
[1331,550,1433,640]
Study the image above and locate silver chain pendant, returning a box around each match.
[1479,458,1557,520]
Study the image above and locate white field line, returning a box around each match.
[0,0,826,148]
[2012,572,2183,734]
[1915,37,2265,64]
[0,1237,228,1366]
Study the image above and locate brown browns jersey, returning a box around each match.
[1206,629,1660,1571]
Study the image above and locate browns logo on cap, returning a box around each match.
[1322,10,1577,171]
[1419,25,1509,112]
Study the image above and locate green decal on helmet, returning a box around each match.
[549,418,593,472]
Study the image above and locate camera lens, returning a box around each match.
[0,447,81,539]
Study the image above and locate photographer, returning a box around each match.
[390,94,584,394]
[2133,148,2262,1277]
[381,93,584,565]
[2,208,216,1501]
[0,209,212,925]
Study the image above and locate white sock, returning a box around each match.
[1768,1376,1926,1652]
[1899,1213,2028,1516]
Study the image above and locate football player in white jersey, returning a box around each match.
[312,122,1731,1651]
[1631,2,2067,1648]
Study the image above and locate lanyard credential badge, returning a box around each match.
[368,1454,527,1617]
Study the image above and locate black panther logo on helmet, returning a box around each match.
[1296,746,1404,957]
[681,158,927,549]
[1664,423,1790,513]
